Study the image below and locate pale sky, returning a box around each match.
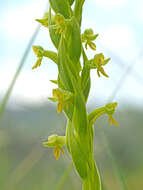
[0,0,143,107]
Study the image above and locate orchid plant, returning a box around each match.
[32,1,118,189]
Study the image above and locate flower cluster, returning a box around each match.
[32,1,119,189]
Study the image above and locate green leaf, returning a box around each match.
[67,121,88,179]
[74,0,85,25]
[48,8,61,49]
[49,0,72,19]
[68,0,74,6]
[65,16,82,63]
[83,161,101,190]
[72,93,88,135]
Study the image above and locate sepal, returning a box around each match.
[36,12,49,27]
[50,80,58,84]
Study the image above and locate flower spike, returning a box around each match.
[32,1,119,189]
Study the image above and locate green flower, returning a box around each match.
[53,14,67,35]
[32,46,57,69]
[81,29,98,50]
[49,88,73,114]
[105,102,119,126]
[91,53,110,78]
[88,102,118,127]
[94,53,108,77]
[32,46,44,69]
[43,134,65,160]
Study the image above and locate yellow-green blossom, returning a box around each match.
[81,29,98,50]
[94,53,109,77]
[32,46,44,69]
[88,102,118,127]
[53,14,67,35]
[32,0,119,189]
[49,88,73,114]
[43,134,65,160]
[105,102,119,126]
[32,46,58,69]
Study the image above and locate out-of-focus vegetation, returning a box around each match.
[0,102,143,190]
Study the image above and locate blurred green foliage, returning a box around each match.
[0,103,143,190]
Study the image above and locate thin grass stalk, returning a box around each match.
[54,163,73,190]
[0,25,40,118]
[102,132,128,190]
[3,146,45,190]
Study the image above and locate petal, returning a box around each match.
[108,115,112,126]
[97,69,101,77]
[111,115,119,126]
[100,67,109,78]
[53,148,60,160]
[57,103,63,114]
[108,115,119,126]
[32,57,42,70]
[88,41,96,50]
[85,42,88,50]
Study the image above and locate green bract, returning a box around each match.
[32,1,118,190]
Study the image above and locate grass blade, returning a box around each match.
[3,146,45,190]
[54,163,73,190]
[102,132,128,190]
[0,25,41,118]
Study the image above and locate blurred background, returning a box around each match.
[0,0,143,189]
